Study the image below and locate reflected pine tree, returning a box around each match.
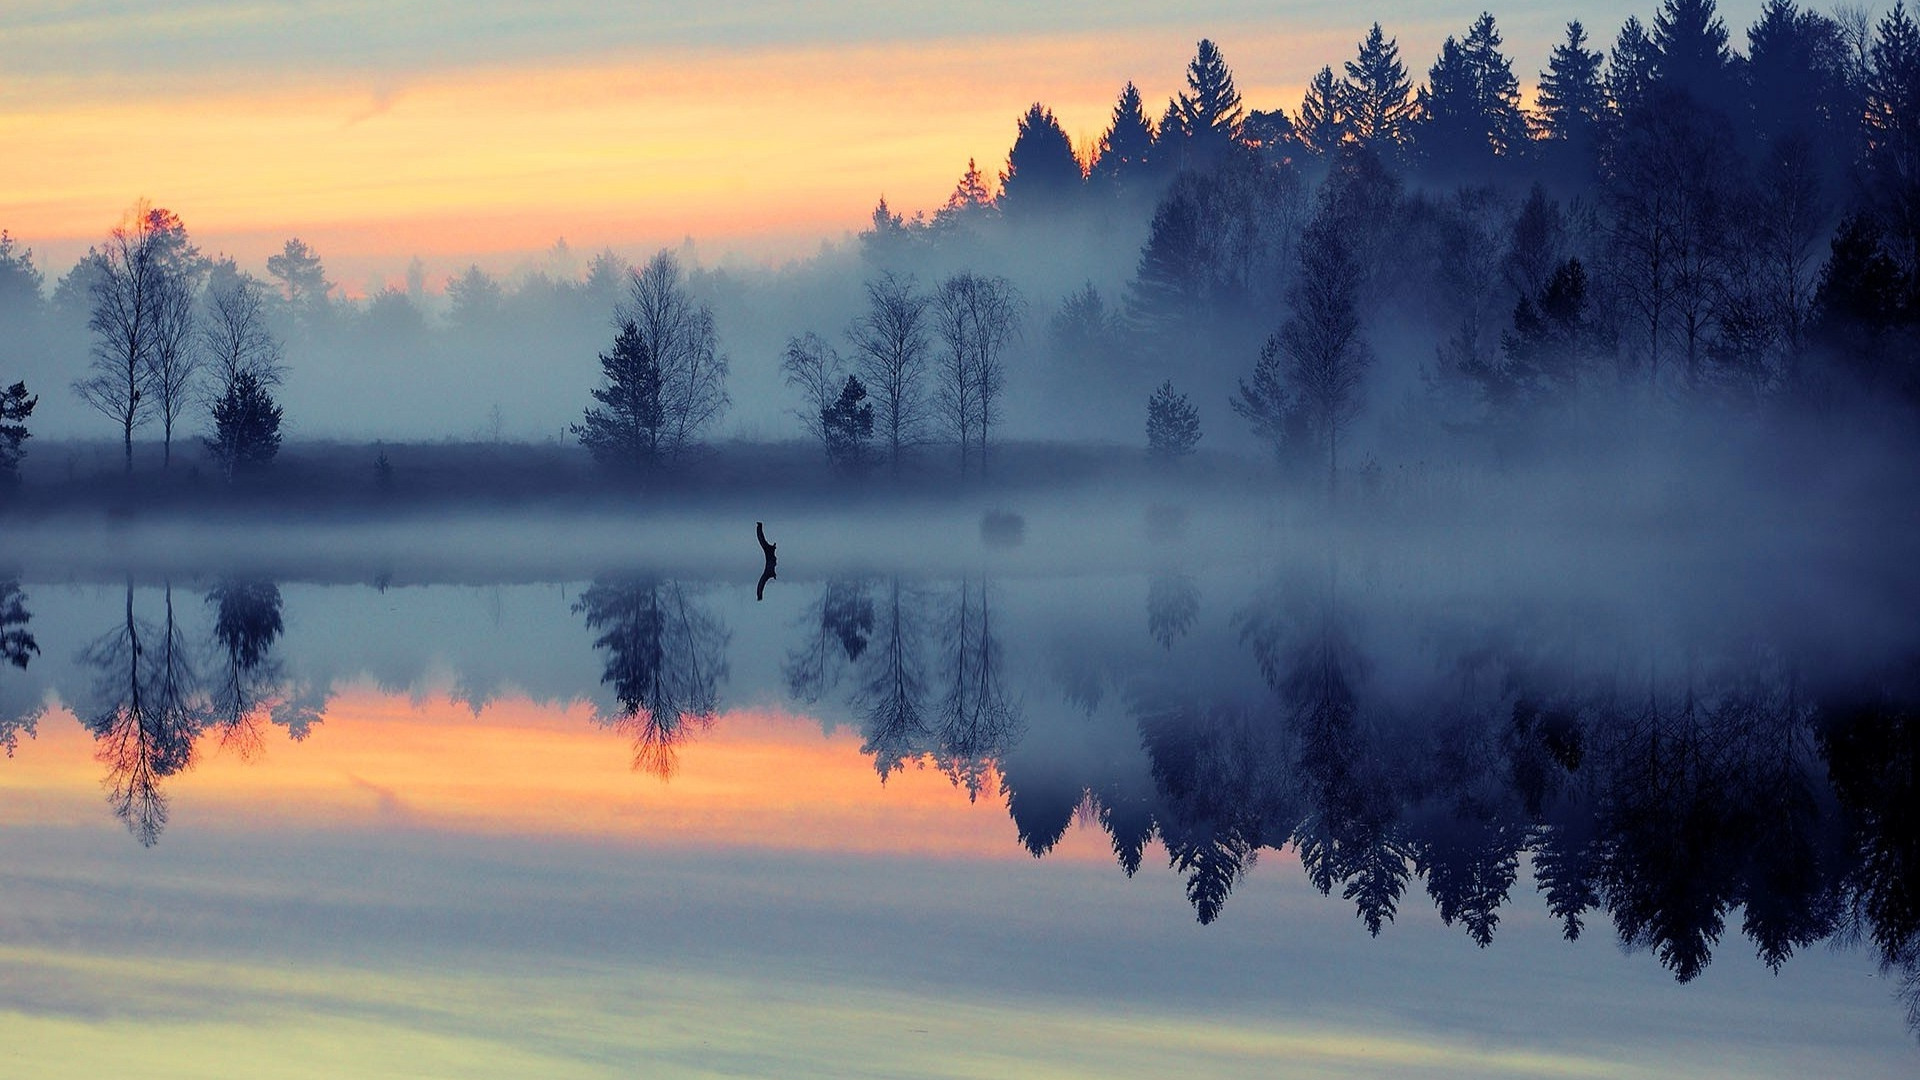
[1145,572,1200,650]
[574,577,730,778]
[783,578,875,705]
[1,578,35,670]
[205,579,286,758]
[0,578,41,756]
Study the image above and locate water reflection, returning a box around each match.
[77,584,203,846]
[0,576,41,754]
[574,577,729,778]
[0,566,1912,1034]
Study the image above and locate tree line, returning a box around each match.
[5,0,1920,495]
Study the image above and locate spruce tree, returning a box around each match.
[1000,103,1083,216]
[1653,0,1734,100]
[1344,23,1415,153]
[0,381,34,489]
[1298,66,1352,156]
[1461,13,1528,156]
[1537,22,1608,144]
[572,320,664,472]
[205,371,282,479]
[1092,82,1158,190]
[1609,16,1661,119]
[822,374,875,473]
[1176,39,1246,162]
[1145,380,1201,460]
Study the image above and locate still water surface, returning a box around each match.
[0,508,1915,1077]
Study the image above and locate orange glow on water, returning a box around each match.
[0,691,1117,862]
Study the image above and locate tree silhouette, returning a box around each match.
[573,320,664,473]
[574,578,730,778]
[1536,21,1608,173]
[0,578,35,671]
[1169,39,1246,167]
[1296,66,1352,156]
[932,273,1021,474]
[822,375,875,474]
[999,104,1083,217]
[0,381,34,490]
[205,370,283,479]
[856,578,930,780]
[1091,82,1158,193]
[205,579,286,757]
[1145,572,1200,649]
[266,237,332,329]
[1344,23,1414,154]
[1413,14,1527,174]
[616,251,730,462]
[74,203,179,475]
[1237,215,1371,495]
[849,272,931,474]
[79,585,208,846]
[784,578,875,704]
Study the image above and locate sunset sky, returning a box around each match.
[0,1,1763,289]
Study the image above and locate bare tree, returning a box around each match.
[617,251,730,462]
[74,205,167,475]
[145,272,199,470]
[932,273,1023,475]
[849,272,931,474]
[780,331,845,448]
[202,269,286,394]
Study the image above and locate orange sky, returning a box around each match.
[0,690,1125,863]
[0,1,1628,286]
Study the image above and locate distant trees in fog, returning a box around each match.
[10,0,1920,493]
[58,202,289,481]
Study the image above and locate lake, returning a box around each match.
[0,498,1915,1077]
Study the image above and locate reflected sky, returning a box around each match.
[0,548,1916,1075]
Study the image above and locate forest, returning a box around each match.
[2,0,1920,506]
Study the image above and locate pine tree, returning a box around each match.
[944,158,993,212]
[1653,0,1734,101]
[1175,39,1246,163]
[1145,380,1201,460]
[1463,13,1529,155]
[1000,103,1083,217]
[571,320,665,472]
[1537,22,1608,144]
[0,381,34,489]
[822,374,875,474]
[1091,82,1158,191]
[1608,17,1660,120]
[1866,0,1920,225]
[1298,66,1352,156]
[1747,1,1853,149]
[205,371,282,479]
[1344,23,1415,152]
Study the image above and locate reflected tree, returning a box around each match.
[574,578,730,778]
[783,578,875,705]
[205,579,287,758]
[78,584,206,846]
[855,578,931,779]
[1,578,36,670]
[1146,573,1200,650]
[934,579,1022,801]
